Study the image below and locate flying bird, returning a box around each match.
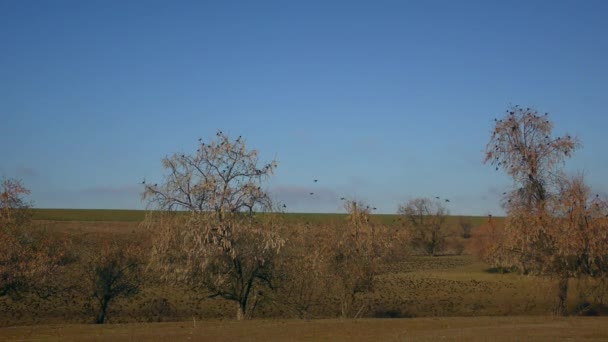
[313,179,318,183]
[445,199,450,202]
[340,197,346,200]
[435,196,440,199]
[309,192,314,195]
[282,204,287,208]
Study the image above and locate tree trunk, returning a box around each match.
[236,302,245,321]
[555,277,569,316]
[95,298,109,324]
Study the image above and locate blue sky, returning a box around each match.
[1,0,607,215]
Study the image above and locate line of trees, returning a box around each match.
[4,107,607,320]
[478,106,608,315]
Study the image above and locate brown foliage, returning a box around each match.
[144,132,284,320]
[398,198,451,256]
[0,178,67,300]
[328,201,391,318]
[467,217,509,270]
[481,107,608,315]
[484,106,579,208]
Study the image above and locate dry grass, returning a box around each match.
[1,317,607,341]
[1,217,602,327]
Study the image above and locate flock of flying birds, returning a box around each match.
[140,176,453,213]
[297,179,451,213]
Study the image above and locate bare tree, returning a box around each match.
[0,177,32,228]
[142,131,276,217]
[398,198,450,256]
[483,107,608,315]
[548,175,608,315]
[484,106,579,210]
[483,107,579,276]
[328,200,387,318]
[467,216,510,271]
[274,223,333,319]
[144,132,284,320]
[0,178,65,300]
[83,242,144,324]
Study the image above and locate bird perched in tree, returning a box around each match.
[282,204,287,208]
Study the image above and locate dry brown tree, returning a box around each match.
[0,178,65,300]
[483,106,578,275]
[398,197,450,256]
[327,200,388,318]
[547,175,608,315]
[0,177,32,228]
[483,106,608,315]
[467,216,509,271]
[273,221,333,319]
[484,106,579,210]
[143,131,284,320]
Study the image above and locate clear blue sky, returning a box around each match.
[1,0,607,215]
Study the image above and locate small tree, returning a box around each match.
[83,242,144,324]
[0,178,64,300]
[548,175,608,315]
[458,217,473,239]
[398,198,450,256]
[0,177,32,229]
[327,200,387,318]
[467,216,509,271]
[144,132,284,320]
[275,223,332,319]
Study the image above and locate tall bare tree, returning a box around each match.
[143,132,284,320]
[484,106,579,210]
[482,107,608,315]
[398,198,450,256]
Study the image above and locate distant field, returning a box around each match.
[32,209,147,222]
[32,209,493,226]
[2,317,607,341]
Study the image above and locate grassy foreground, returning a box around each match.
[2,317,607,341]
